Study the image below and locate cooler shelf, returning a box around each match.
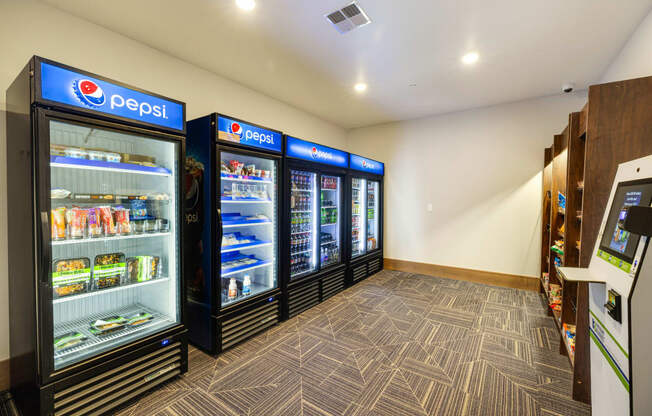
[53,278,170,305]
[222,259,272,277]
[221,241,272,253]
[221,282,274,306]
[54,304,174,369]
[220,173,272,184]
[51,156,171,176]
[52,232,170,246]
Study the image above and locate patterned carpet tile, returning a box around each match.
[115,270,591,416]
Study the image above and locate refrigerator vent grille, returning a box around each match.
[321,270,346,301]
[368,257,382,275]
[288,281,320,318]
[53,342,182,416]
[325,2,371,34]
[352,263,367,282]
[221,300,279,350]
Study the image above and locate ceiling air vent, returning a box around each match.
[326,2,371,34]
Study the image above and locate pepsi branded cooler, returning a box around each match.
[283,136,349,319]
[185,114,283,354]
[5,57,188,415]
[347,154,384,284]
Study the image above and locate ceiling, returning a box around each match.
[42,0,652,129]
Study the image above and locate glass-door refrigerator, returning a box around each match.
[347,154,385,284]
[185,114,282,354]
[6,57,187,416]
[283,137,349,318]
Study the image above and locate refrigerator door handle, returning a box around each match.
[40,211,50,283]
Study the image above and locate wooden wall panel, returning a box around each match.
[581,76,652,267]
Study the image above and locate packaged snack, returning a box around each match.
[52,258,91,298]
[131,220,145,234]
[143,219,158,233]
[64,147,87,159]
[51,188,71,199]
[104,152,121,163]
[54,332,88,351]
[69,207,88,239]
[156,218,169,232]
[246,164,256,175]
[89,316,127,335]
[87,150,106,161]
[50,144,68,156]
[125,312,153,327]
[114,207,131,235]
[51,207,67,240]
[98,206,116,236]
[93,253,126,289]
[127,256,161,282]
[87,207,102,238]
[130,200,148,220]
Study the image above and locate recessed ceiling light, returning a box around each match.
[236,0,255,11]
[354,83,367,93]
[462,51,479,65]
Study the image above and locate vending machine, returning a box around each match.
[6,57,187,415]
[347,154,384,284]
[185,114,282,354]
[282,136,349,318]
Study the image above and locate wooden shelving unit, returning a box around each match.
[541,112,590,404]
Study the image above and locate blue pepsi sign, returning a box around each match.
[286,136,348,168]
[350,154,384,175]
[39,62,184,131]
[217,116,282,153]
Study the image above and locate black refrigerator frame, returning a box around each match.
[6,56,188,416]
[282,141,349,320]
[185,113,283,356]
[346,169,385,285]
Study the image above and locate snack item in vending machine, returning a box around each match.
[93,253,126,289]
[54,332,88,352]
[114,207,131,235]
[51,188,71,199]
[52,258,91,298]
[87,207,102,238]
[127,256,161,283]
[51,207,67,240]
[125,312,153,327]
[98,206,116,236]
[89,316,127,335]
[69,207,88,239]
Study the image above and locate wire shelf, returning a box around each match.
[54,304,175,369]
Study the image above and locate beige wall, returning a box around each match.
[0,1,347,362]
[600,8,652,83]
[346,93,587,278]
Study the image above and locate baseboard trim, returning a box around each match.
[0,358,8,391]
[384,258,539,292]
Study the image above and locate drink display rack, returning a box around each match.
[289,170,317,278]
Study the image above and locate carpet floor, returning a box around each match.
[116,270,592,416]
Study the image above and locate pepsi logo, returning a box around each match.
[230,122,243,137]
[362,160,367,167]
[73,79,105,108]
[311,147,318,158]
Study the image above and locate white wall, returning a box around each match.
[601,8,652,82]
[347,93,587,278]
[0,1,347,362]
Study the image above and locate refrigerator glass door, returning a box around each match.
[351,177,367,258]
[367,181,379,251]
[48,119,181,371]
[289,169,318,280]
[220,151,278,306]
[320,175,342,268]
